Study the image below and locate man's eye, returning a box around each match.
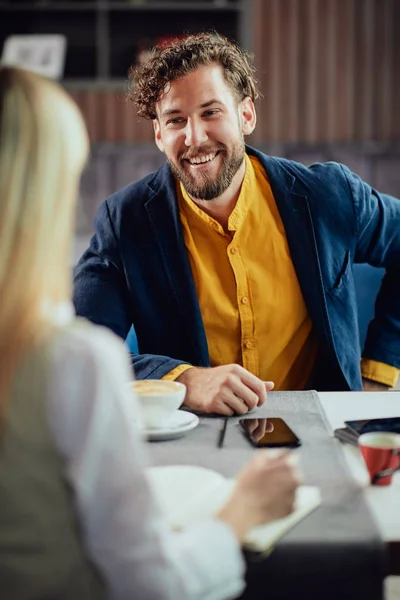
[166,118,185,126]
[203,110,219,117]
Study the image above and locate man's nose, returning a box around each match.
[184,118,208,147]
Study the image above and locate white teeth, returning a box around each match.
[188,153,216,165]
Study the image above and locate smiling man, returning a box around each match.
[74,32,400,415]
[154,69,250,210]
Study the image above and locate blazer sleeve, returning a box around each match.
[73,201,191,380]
[342,165,400,368]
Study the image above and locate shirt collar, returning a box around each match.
[178,153,255,233]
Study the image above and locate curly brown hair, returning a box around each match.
[128,31,260,120]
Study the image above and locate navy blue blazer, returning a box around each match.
[74,146,400,391]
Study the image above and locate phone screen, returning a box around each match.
[345,417,400,436]
[239,417,301,448]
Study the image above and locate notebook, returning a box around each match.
[146,464,321,553]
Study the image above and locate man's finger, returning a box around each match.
[223,393,250,415]
[229,380,259,410]
[215,402,235,417]
[257,381,274,406]
[232,366,268,405]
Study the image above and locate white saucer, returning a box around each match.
[142,410,200,441]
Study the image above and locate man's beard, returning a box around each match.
[168,138,245,201]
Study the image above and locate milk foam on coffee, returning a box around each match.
[132,381,179,395]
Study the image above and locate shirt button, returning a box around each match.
[241,296,248,304]
[230,247,238,254]
[244,340,253,349]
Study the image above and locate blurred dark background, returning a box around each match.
[1,0,399,242]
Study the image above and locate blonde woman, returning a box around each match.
[0,66,299,600]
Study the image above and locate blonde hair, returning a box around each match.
[0,67,89,408]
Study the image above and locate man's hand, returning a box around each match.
[362,377,391,392]
[176,365,274,415]
[216,452,300,542]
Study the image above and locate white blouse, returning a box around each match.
[46,323,246,600]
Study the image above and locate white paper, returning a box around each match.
[147,465,321,552]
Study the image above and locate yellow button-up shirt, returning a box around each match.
[163,154,398,389]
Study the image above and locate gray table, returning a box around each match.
[319,391,400,577]
[147,391,386,600]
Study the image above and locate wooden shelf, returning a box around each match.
[0,0,247,79]
[0,0,250,141]
[0,2,98,10]
[0,1,242,11]
[103,2,243,12]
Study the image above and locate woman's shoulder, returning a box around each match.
[51,318,132,384]
[46,319,135,465]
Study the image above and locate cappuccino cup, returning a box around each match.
[128,379,186,429]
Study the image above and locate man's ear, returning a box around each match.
[239,97,256,136]
[153,119,164,152]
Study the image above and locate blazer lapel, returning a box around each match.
[259,155,337,360]
[144,167,210,366]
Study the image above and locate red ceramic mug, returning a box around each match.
[358,432,400,486]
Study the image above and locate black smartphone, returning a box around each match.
[345,417,400,436]
[239,417,301,448]
[333,427,360,447]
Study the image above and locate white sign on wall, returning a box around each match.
[1,34,67,80]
